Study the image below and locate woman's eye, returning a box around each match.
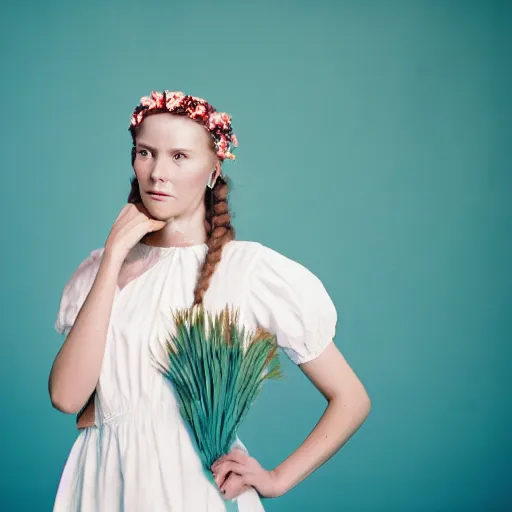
[173,152,186,161]
[138,149,151,157]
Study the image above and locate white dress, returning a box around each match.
[53,240,337,511]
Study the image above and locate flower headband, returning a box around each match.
[129,90,238,161]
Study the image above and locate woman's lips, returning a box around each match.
[148,191,172,201]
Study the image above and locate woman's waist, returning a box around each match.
[94,392,181,428]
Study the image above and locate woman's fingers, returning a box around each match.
[213,460,247,487]
[220,473,249,500]
[212,448,248,470]
[211,447,253,496]
[148,218,166,232]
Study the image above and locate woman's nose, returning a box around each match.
[150,158,168,181]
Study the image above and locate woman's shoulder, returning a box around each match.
[66,247,103,278]
[223,240,316,273]
[223,239,296,259]
[224,240,338,365]
[54,247,104,335]
[221,240,331,296]
[85,247,104,264]
[61,247,104,296]
[74,247,104,276]
[221,240,289,269]
[223,240,263,252]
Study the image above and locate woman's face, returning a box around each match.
[133,113,217,221]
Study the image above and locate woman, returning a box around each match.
[49,90,371,511]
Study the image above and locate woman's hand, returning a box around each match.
[104,203,166,263]
[213,471,249,501]
[211,448,283,499]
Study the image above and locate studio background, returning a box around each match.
[0,0,510,510]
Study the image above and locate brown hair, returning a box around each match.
[128,112,235,306]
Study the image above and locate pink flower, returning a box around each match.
[165,90,185,111]
[231,134,238,147]
[151,91,165,109]
[207,113,219,130]
[190,103,207,119]
[208,112,230,131]
[140,91,165,110]
[215,135,229,159]
[140,96,153,108]
[130,110,146,126]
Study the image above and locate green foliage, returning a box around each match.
[156,305,284,471]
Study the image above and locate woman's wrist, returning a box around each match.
[269,467,289,498]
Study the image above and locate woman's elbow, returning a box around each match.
[359,388,371,421]
[49,386,82,415]
[353,379,372,424]
[341,382,371,423]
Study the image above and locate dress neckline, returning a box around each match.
[123,241,209,265]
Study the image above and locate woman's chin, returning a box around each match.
[152,213,174,223]
[146,205,178,221]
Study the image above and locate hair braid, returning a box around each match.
[193,176,235,305]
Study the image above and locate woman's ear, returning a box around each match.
[210,161,222,188]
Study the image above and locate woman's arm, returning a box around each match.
[212,342,371,498]
[271,341,371,495]
[50,203,166,415]
[49,252,122,414]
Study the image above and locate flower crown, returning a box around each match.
[129,90,238,161]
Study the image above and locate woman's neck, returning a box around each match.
[141,212,208,248]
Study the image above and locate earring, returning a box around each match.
[207,173,214,189]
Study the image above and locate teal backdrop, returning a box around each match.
[1,0,510,510]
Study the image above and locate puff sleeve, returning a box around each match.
[248,245,337,365]
[54,248,103,336]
